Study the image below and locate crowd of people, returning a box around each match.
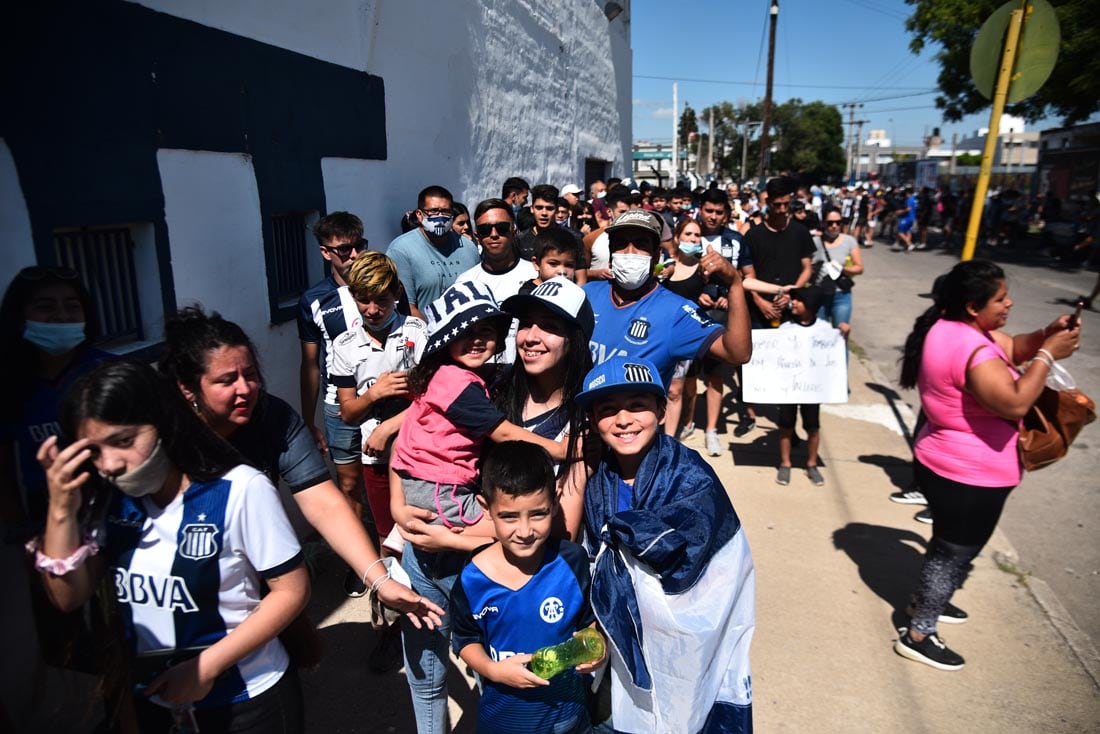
[0,170,1085,733]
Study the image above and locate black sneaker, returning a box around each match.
[905,600,969,625]
[344,567,368,598]
[914,508,933,525]
[733,418,756,438]
[890,489,928,505]
[894,630,965,671]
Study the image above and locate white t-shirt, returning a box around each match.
[104,465,301,707]
[329,315,428,464]
[455,259,538,364]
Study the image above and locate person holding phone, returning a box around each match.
[34,360,309,732]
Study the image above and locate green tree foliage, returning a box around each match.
[678,103,698,148]
[702,99,845,181]
[770,100,846,179]
[905,0,1100,124]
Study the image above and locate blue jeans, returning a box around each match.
[323,402,361,465]
[818,289,852,328]
[401,545,466,734]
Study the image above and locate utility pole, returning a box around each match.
[950,132,958,176]
[707,107,715,178]
[671,82,679,185]
[841,103,863,183]
[855,119,866,180]
[757,0,778,181]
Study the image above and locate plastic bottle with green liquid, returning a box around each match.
[528,628,606,680]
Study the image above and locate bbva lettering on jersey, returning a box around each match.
[113,567,199,613]
[590,343,629,365]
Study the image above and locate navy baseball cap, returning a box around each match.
[576,356,666,408]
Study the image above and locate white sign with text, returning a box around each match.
[743,322,849,404]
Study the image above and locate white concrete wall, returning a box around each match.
[158,149,299,403]
[131,0,631,218]
[0,139,37,288]
[6,1,631,403]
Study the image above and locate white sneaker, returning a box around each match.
[704,430,723,456]
[678,422,696,442]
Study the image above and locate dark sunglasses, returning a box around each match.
[825,220,842,227]
[475,222,512,238]
[18,266,81,281]
[321,239,366,259]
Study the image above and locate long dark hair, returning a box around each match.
[0,267,99,423]
[494,304,592,478]
[60,360,244,483]
[159,306,264,400]
[899,260,1005,389]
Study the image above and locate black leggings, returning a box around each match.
[134,668,303,734]
[909,460,1014,634]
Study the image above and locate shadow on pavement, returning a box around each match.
[864,382,915,444]
[832,522,926,621]
[857,453,913,492]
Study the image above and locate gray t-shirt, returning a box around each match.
[385,228,481,310]
[812,234,858,286]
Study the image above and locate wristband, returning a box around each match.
[370,573,392,593]
[26,535,99,576]
[1036,348,1055,364]
[1030,354,1052,370]
[361,557,387,587]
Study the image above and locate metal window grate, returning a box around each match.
[53,227,143,344]
[271,212,310,307]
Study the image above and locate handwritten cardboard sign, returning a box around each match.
[743,322,848,404]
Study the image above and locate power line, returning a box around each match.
[633,73,933,92]
[831,89,939,104]
[835,0,909,21]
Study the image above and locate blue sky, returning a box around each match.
[629,0,1088,149]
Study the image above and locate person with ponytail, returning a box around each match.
[894,260,1081,671]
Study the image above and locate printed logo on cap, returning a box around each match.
[622,362,655,385]
[532,280,564,299]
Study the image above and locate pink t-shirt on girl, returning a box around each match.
[390,364,505,486]
[914,318,1021,487]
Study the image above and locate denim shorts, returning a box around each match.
[323,402,361,465]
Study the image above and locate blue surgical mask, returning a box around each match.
[678,242,703,257]
[365,310,398,333]
[23,320,86,355]
[422,215,454,238]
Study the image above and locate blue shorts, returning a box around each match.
[323,402,361,465]
[897,217,915,234]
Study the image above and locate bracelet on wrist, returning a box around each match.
[1036,348,1055,364]
[370,573,392,593]
[25,534,100,576]
[361,557,386,587]
[1030,355,1053,370]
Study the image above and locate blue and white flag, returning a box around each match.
[585,434,755,733]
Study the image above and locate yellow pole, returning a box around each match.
[961,2,1028,262]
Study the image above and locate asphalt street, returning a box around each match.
[852,233,1100,647]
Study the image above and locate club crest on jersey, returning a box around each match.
[540,596,565,624]
[179,523,220,561]
[625,318,651,344]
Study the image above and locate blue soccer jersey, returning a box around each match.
[451,538,595,734]
[103,465,303,708]
[584,280,723,387]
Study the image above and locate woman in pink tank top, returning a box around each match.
[892,260,1080,671]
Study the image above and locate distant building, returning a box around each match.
[1038,122,1100,203]
[0,0,632,400]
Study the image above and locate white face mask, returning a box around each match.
[611,253,654,290]
[104,439,172,498]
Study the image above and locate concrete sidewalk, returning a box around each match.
[300,353,1100,733]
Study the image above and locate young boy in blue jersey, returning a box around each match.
[577,356,754,733]
[450,441,604,734]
